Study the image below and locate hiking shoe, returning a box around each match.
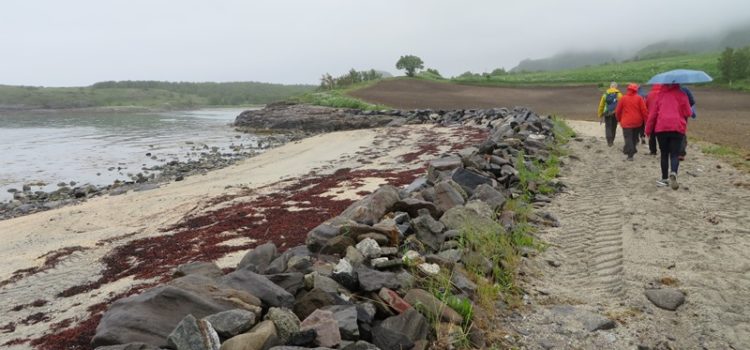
[656,179,669,187]
[669,172,679,190]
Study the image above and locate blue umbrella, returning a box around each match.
[647,69,713,85]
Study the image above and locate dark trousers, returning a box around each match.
[656,132,684,180]
[679,137,688,157]
[649,135,658,154]
[622,128,639,157]
[604,114,617,146]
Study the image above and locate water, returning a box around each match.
[0,108,258,202]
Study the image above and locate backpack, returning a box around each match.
[604,92,618,114]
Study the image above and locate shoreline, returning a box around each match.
[0,104,264,114]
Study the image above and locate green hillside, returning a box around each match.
[455,52,722,86]
[0,81,315,110]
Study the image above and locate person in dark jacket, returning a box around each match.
[645,84,693,190]
[679,86,696,160]
[615,83,648,160]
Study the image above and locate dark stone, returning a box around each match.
[392,198,441,219]
[469,184,507,211]
[380,308,429,342]
[371,324,414,350]
[322,305,360,340]
[342,341,380,350]
[94,343,161,350]
[356,267,401,292]
[320,236,356,256]
[266,273,305,296]
[220,269,295,308]
[410,210,446,252]
[306,223,341,253]
[288,329,317,347]
[293,288,349,320]
[339,185,400,225]
[450,167,495,196]
[237,242,278,272]
[433,180,466,213]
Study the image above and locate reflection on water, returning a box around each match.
[0,108,257,201]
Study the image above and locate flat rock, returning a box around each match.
[644,288,686,311]
[174,262,224,279]
[339,185,400,225]
[392,198,441,219]
[219,320,279,350]
[356,266,401,292]
[220,269,295,308]
[300,309,342,348]
[266,272,305,296]
[203,309,257,339]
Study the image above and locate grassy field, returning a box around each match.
[293,80,389,110]
[452,52,750,90]
[0,81,315,110]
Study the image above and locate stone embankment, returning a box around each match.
[90,104,562,350]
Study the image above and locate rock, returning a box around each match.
[219,320,279,350]
[300,309,342,348]
[293,288,348,320]
[356,267,401,292]
[306,223,341,253]
[309,272,345,294]
[371,258,402,270]
[371,324,414,350]
[580,312,616,332]
[403,176,429,195]
[417,263,440,276]
[94,343,161,350]
[428,157,463,172]
[450,168,495,196]
[167,275,262,313]
[264,307,301,344]
[345,246,365,266]
[437,249,462,263]
[644,288,686,311]
[285,255,313,274]
[321,236,355,256]
[167,314,220,350]
[238,242,278,273]
[469,184,507,211]
[339,185,400,225]
[355,238,381,259]
[380,308,429,342]
[379,247,398,256]
[392,198,441,219]
[403,289,463,324]
[439,201,499,231]
[378,288,412,314]
[355,232,389,246]
[410,210,445,252]
[286,329,317,347]
[174,262,224,279]
[331,259,358,290]
[402,250,423,265]
[266,273,305,296]
[220,269,295,308]
[321,305,360,340]
[92,286,241,348]
[433,180,466,213]
[451,268,477,296]
[342,340,380,350]
[204,309,257,339]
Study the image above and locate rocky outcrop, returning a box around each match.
[94,106,562,349]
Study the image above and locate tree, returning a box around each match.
[490,68,507,76]
[718,47,735,83]
[395,55,424,77]
[732,47,750,81]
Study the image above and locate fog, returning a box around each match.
[2,0,748,86]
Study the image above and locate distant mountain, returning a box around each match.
[510,51,621,73]
[511,25,750,73]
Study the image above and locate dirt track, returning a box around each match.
[351,79,750,152]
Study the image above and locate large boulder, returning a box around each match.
[220,270,295,308]
[92,286,238,348]
[338,185,400,225]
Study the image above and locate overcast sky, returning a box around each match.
[1,0,748,86]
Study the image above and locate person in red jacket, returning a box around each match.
[645,84,693,190]
[615,83,648,160]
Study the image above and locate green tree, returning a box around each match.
[490,68,507,76]
[732,47,750,80]
[718,47,735,83]
[396,55,424,77]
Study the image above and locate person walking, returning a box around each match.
[678,86,696,160]
[645,84,693,190]
[615,83,648,160]
[644,84,662,155]
[597,82,622,147]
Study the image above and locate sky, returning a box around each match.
[1,0,749,86]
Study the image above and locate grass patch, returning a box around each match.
[699,142,750,173]
[293,79,390,110]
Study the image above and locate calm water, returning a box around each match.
[0,108,258,202]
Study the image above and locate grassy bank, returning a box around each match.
[452,52,749,91]
[293,80,390,110]
[0,81,315,110]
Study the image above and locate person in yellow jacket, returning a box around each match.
[597,82,623,147]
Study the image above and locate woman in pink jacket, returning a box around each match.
[645,84,693,190]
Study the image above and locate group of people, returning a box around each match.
[597,81,695,190]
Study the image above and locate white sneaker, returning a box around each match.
[656,179,669,187]
[669,172,679,190]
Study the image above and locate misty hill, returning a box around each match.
[0,81,315,110]
[511,51,620,73]
[513,25,750,72]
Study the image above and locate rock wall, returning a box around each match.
[94,105,562,350]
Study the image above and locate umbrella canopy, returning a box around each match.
[647,69,713,85]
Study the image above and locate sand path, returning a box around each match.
[506,121,750,349]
